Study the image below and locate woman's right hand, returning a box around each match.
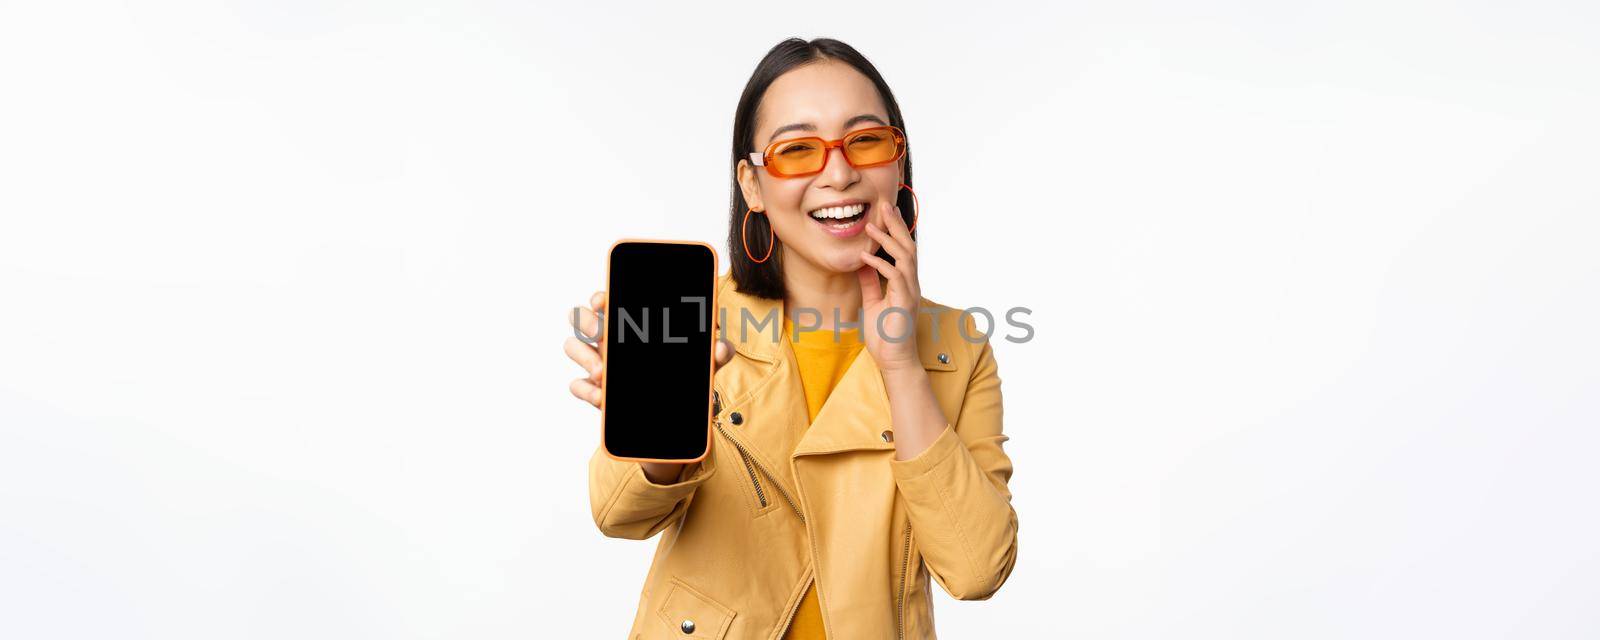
[566,290,734,483]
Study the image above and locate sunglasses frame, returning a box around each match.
[748,125,907,178]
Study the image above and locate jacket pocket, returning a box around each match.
[655,577,736,639]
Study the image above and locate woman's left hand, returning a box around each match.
[857,192,923,375]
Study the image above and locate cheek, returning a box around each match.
[867,168,902,192]
[766,183,811,225]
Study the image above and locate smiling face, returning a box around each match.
[737,59,905,277]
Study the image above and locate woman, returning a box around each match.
[565,38,1018,639]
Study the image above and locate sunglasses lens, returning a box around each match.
[768,138,826,176]
[844,128,903,166]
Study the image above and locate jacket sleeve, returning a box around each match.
[888,333,1019,600]
[588,442,717,540]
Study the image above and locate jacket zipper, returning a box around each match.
[711,390,766,508]
[709,391,800,522]
[736,445,768,507]
[713,420,802,521]
[896,520,913,640]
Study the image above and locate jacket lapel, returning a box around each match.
[793,296,964,458]
[713,277,807,493]
[792,346,896,457]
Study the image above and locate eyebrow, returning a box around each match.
[766,114,889,145]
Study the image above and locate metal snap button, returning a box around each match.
[680,618,696,634]
[937,352,950,364]
[881,429,894,443]
[730,411,743,425]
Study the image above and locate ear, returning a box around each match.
[736,159,764,211]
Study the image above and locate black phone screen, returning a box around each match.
[602,241,716,462]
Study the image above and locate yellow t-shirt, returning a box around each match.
[780,316,865,640]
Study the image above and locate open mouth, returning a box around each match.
[807,202,868,232]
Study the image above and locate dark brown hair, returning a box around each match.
[729,37,915,300]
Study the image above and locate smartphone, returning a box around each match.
[600,240,718,464]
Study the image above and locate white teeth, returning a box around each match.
[808,203,866,220]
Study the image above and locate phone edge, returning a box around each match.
[598,238,719,468]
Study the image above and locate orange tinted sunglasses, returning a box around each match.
[749,125,907,178]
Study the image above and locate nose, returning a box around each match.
[813,144,859,190]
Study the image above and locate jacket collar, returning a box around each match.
[715,274,957,459]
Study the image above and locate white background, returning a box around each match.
[3,1,1597,638]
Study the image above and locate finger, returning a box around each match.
[568,304,604,343]
[569,377,602,408]
[590,291,611,360]
[884,202,916,248]
[859,251,904,299]
[877,203,919,297]
[564,336,604,380]
[870,195,906,253]
[864,221,912,266]
[880,199,918,266]
[856,262,884,307]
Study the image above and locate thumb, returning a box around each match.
[713,315,734,368]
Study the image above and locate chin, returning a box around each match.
[818,246,871,273]
[789,234,875,274]
[812,240,864,270]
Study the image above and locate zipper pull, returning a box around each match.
[712,390,722,418]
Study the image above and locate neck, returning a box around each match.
[782,257,863,332]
